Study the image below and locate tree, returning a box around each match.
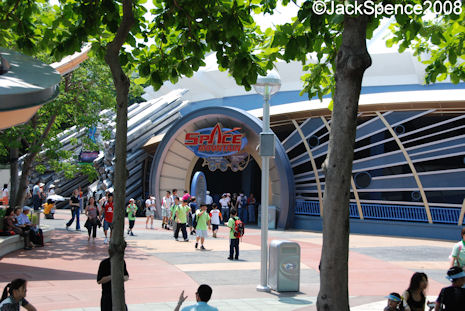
[257,1,465,309]
[0,57,117,208]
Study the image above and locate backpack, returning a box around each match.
[233,217,245,238]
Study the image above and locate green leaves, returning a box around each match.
[389,1,465,85]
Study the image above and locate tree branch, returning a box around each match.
[1,0,21,23]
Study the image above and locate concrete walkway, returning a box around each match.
[0,210,455,310]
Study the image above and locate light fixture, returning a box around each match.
[253,68,281,293]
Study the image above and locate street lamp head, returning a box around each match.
[253,68,281,100]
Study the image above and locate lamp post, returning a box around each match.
[253,69,281,292]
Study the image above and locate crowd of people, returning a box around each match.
[383,227,465,311]
[1,206,44,250]
[3,182,465,310]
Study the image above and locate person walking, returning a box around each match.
[126,198,138,236]
[227,209,242,260]
[102,193,114,244]
[161,191,173,229]
[32,182,45,211]
[170,189,178,229]
[0,278,37,311]
[174,199,190,242]
[219,194,229,224]
[205,191,213,211]
[450,227,465,268]
[195,204,211,250]
[171,196,180,235]
[247,193,256,224]
[145,195,156,229]
[97,251,129,311]
[66,189,81,231]
[182,190,190,202]
[235,193,248,224]
[209,203,222,238]
[85,197,100,242]
[188,196,197,235]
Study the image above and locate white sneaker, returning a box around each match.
[104,237,108,244]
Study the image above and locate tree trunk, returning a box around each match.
[104,1,134,310]
[12,113,58,208]
[14,153,35,208]
[316,13,372,311]
[9,143,19,208]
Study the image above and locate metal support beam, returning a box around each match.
[376,112,433,224]
[291,119,324,216]
[458,198,465,226]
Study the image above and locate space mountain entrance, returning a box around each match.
[149,106,295,229]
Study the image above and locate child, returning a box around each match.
[195,204,211,250]
[227,209,241,260]
[384,292,402,311]
[171,197,180,234]
[209,203,222,238]
[174,199,190,242]
[43,199,55,219]
[126,198,137,236]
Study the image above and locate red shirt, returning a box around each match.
[104,201,114,223]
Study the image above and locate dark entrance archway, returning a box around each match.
[149,106,295,229]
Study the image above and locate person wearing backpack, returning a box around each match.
[227,209,244,260]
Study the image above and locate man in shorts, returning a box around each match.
[195,204,211,250]
[103,193,114,244]
[145,195,156,229]
[161,191,173,229]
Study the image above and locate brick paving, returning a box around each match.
[0,209,456,310]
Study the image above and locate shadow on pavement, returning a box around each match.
[10,230,151,262]
[0,262,96,282]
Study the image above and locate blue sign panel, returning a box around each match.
[184,123,247,158]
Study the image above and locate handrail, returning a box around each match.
[295,199,463,225]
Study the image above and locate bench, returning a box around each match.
[0,226,54,258]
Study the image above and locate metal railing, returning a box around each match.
[295,199,462,224]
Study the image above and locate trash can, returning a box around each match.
[268,240,300,292]
[257,205,276,229]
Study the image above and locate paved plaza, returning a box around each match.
[0,209,456,310]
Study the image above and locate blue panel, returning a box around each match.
[368,170,465,190]
[410,145,465,162]
[352,150,405,172]
[283,118,325,152]
[409,136,465,156]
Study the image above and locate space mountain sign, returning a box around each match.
[184,123,247,158]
